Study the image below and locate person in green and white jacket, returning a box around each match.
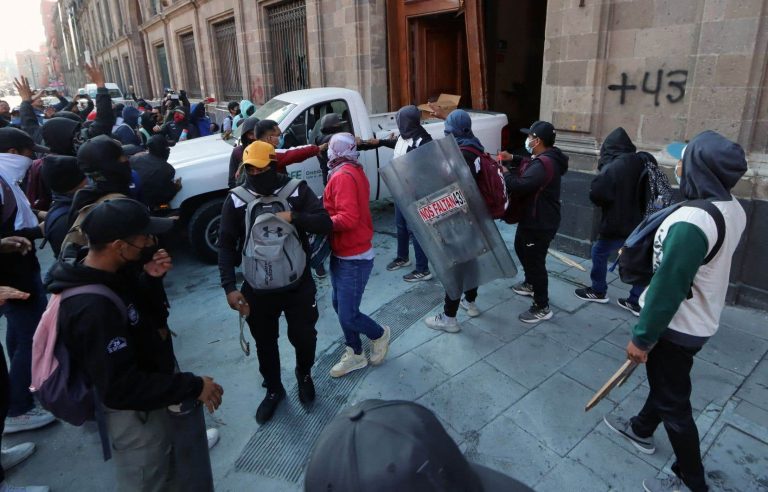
[603,131,748,492]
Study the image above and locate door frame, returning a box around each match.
[386,0,487,110]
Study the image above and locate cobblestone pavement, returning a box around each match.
[2,204,766,491]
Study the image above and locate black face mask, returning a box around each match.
[246,165,279,195]
[122,239,159,267]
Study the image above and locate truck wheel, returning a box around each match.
[188,198,224,264]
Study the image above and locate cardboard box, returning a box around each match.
[418,93,461,119]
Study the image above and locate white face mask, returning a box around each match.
[675,162,682,185]
[1,153,33,182]
[525,137,535,154]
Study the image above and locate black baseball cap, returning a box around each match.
[0,127,49,154]
[520,121,556,146]
[81,198,174,244]
[305,400,532,492]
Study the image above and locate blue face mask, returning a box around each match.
[524,138,535,154]
[277,134,286,149]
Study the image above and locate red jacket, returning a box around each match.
[276,145,319,172]
[323,163,373,257]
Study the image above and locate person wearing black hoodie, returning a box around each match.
[218,141,332,424]
[575,127,647,314]
[227,116,259,188]
[161,108,198,144]
[383,105,434,282]
[41,155,86,258]
[47,198,223,491]
[504,121,569,323]
[604,131,747,492]
[130,135,180,209]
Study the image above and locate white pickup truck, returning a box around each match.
[167,88,509,262]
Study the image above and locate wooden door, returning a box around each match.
[410,14,471,106]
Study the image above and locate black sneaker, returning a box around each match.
[255,387,286,425]
[618,298,641,317]
[518,303,553,323]
[295,369,315,404]
[603,415,656,454]
[511,282,534,297]
[574,287,609,303]
[313,263,328,279]
[386,257,411,271]
[403,270,433,282]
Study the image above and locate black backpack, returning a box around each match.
[637,151,674,219]
[612,199,725,286]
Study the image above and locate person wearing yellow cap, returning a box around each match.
[217,141,332,424]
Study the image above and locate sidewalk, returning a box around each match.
[2,203,766,491]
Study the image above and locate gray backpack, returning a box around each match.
[231,179,307,292]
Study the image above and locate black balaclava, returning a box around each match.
[52,111,82,123]
[140,111,155,133]
[147,135,171,161]
[42,117,82,156]
[246,162,279,195]
[77,135,131,193]
[680,130,747,201]
[395,105,426,140]
[240,117,260,147]
[598,127,636,170]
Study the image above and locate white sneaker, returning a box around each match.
[330,347,368,378]
[460,299,480,317]
[1,442,36,470]
[424,313,460,333]
[369,326,391,366]
[4,408,56,434]
[206,428,220,450]
[0,481,50,492]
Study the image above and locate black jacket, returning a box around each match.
[0,175,43,298]
[161,117,198,144]
[46,259,203,411]
[589,128,645,239]
[130,152,177,209]
[505,147,569,232]
[218,174,333,294]
[44,192,74,258]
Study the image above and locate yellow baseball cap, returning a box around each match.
[243,141,277,168]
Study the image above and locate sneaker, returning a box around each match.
[460,299,480,317]
[4,408,56,434]
[313,263,328,279]
[512,282,534,297]
[1,442,35,470]
[0,482,50,492]
[618,298,641,317]
[369,326,391,366]
[386,257,411,271]
[255,388,286,425]
[574,287,609,303]
[330,347,368,378]
[403,270,433,282]
[518,303,553,323]
[424,313,460,333]
[642,476,691,492]
[206,428,220,450]
[295,368,316,404]
[603,415,656,454]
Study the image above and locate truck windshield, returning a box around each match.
[87,89,123,99]
[252,98,296,124]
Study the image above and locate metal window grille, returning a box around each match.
[268,1,309,94]
[113,57,123,90]
[180,32,202,98]
[213,19,241,101]
[156,44,171,90]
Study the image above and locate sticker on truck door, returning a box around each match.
[416,184,468,225]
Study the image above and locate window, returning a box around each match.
[283,99,351,148]
[267,1,308,94]
[252,98,297,125]
[212,19,240,101]
[122,55,133,89]
[156,44,171,90]
[179,32,201,98]
[113,57,122,90]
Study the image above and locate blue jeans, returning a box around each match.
[591,238,645,304]
[394,205,428,272]
[0,274,47,416]
[330,257,384,354]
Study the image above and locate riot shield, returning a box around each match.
[380,136,517,299]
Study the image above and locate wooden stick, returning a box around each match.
[585,360,637,412]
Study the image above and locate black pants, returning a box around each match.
[242,277,319,393]
[631,338,707,492]
[514,228,555,307]
[444,289,478,317]
[0,341,9,482]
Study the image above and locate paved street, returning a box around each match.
[2,202,767,491]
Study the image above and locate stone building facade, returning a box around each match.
[48,0,768,307]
